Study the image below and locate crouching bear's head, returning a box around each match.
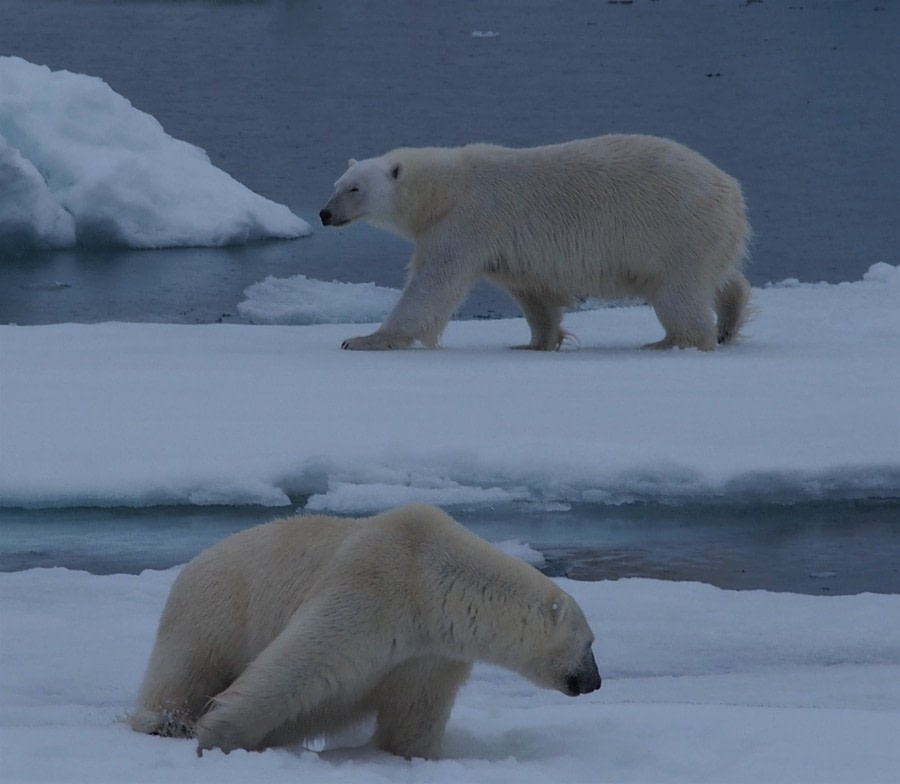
[319,155,400,232]
[523,591,602,697]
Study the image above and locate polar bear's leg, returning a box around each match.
[342,260,477,350]
[130,642,232,738]
[195,600,390,754]
[508,288,567,351]
[715,270,751,344]
[644,282,717,351]
[372,656,473,759]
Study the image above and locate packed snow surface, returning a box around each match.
[0,56,309,250]
[1,264,898,511]
[1,568,898,783]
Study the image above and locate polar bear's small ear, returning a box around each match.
[390,163,402,180]
[551,597,568,624]
[348,158,358,168]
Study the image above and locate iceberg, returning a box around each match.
[0,56,309,251]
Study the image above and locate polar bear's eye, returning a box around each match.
[348,185,360,193]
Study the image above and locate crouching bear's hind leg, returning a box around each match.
[130,645,232,740]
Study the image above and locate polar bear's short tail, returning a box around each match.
[715,271,752,345]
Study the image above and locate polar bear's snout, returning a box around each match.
[320,206,350,227]
[564,651,602,696]
[319,204,351,228]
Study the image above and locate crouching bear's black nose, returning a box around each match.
[319,209,332,226]
[565,653,602,696]
[566,673,602,695]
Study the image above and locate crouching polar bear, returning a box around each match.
[320,134,751,351]
[130,503,601,759]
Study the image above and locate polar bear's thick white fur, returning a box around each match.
[320,134,751,351]
[130,504,601,759]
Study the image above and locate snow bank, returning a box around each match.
[0,568,897,783]
[0,56,309,250]
[1,265,897,512]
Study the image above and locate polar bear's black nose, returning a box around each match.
[564,652,602,696]
[565,671,602,696]
[319,209,332,226]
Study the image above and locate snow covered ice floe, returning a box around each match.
[0,264,897,512]
[0,56,309,250]
[0,568,898,783]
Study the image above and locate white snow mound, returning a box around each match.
[0,56,310,250]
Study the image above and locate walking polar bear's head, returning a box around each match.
[319,155,400,230]
[319,147,461,240]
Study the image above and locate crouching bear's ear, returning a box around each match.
[550,596,569,624]
[390,163,402,180]
[348,157,358,168]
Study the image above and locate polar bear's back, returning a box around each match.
[459,135,746,296]
[462,134,739,208]
[157,507,471,652]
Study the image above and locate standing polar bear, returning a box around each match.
[320,134,751,351]
[130,504,601,760]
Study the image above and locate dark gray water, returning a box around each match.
[1,0,898,590]
[1,500,897,595]
[1,0,898,324]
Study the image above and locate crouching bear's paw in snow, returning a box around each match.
[129,503,601,760]
[320,134,751,352]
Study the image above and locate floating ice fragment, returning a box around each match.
[238,275,400,325]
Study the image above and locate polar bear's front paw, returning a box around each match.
[195,711,253,757]
[341,332,413,350]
